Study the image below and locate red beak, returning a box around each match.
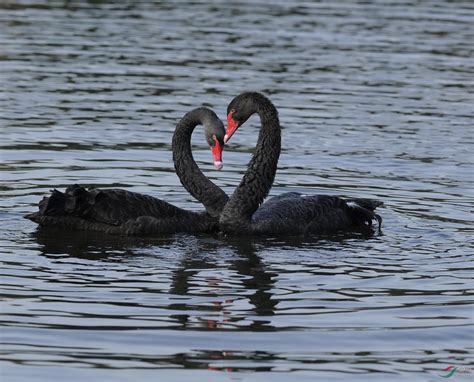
[211,136,223,170]
[224,112,239,143]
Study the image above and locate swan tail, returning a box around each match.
[346,198,383,230]
[24,185,93,224]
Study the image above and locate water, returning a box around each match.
[1,1,473,381]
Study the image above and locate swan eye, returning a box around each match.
[209,134,217,147]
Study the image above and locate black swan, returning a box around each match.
[218,92,382,236]
[25,107,229,235]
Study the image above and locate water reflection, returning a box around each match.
[32,227,167,259]
[30,226,382,336]
[26,226,395,374]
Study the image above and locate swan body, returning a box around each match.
[26,185,217,235]
[250,193,382,235]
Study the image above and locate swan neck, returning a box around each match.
[219,97,281,231]
[172,109,228,217]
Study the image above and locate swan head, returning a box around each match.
[224,92,265,143]
[201,109,226,171]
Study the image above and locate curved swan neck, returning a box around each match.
[172,108,228,217]
[219,94,281,230]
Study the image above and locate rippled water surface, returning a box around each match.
[1,1,473,381]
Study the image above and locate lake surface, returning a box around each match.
[1,1,473,381]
